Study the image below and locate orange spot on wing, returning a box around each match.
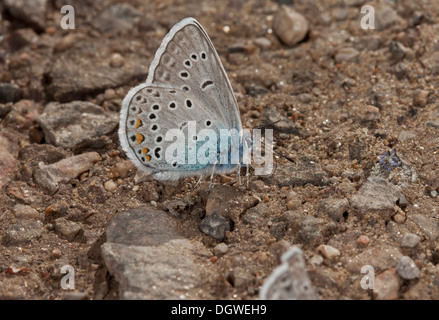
[145,155,151,162]
[135,118,142,128]
[142,148,149,154]
[136,133,144,144]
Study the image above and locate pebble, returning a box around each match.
[317,245,340,259]
[309,254,324,266]
[54,218,84,242]
[229,267,253,288]
[110,53,125,68]
[52,248,62,257]
[400,233,420,248]
[413,90,429,107]
[334,47,359,63]
[2,220,44,245]
[286,190,302,210]
[396,256,420,280]
[54,34,76,53]
[13,204,41,220]
[255,251,268,263]
[357,235,370,246]
[272,6,309,47]
[0,83,22,103]
[409,214,439,241]
[318,198,349,222]
[37,101,119,149]
[112,160,136,178]
[3,0,47,31]
[34,152,101,194]
[214,243,229,256]
[104,88,117,101]
[253,37,271,49]
[104,180,117,191]
[199,213,230,241]
[373,269,400,300]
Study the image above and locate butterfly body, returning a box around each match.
[119,18,249,181]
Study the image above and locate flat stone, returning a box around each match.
[3,0,47,31]
[13,204,42,220]
[349,177,404,219]
[408,214,439,241]
[45,43,147,102]
[400,233,421,248]
[345,245,403,273]
[373,269,400,300]
[54,218,84,242]
[317,245,340,259]
[334,47,360,62]
[318,198,349,222]
[2,220,44,245]
[33,152,101,194]
[199,213,230,241]
[37,101,118,149]
[263,158,329,187]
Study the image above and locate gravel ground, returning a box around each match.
[0,0,438,300]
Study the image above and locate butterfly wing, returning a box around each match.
[146,17,242,132]
[119,84,225,180]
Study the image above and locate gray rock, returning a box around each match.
[13,204,42,220]
[318,198,349,222]
[272,6,309,47]
[106,205,182,246]
[373,269,400,300]
[54,218,84,242]
[37,101,118,149]
[2,220,44,245]
[91,4,140,34]
[334,47,359,63]
[199,213,230,241]
[263,158,329,187]
[396,256,420,280]
[3,0,47,31]
[0,83,22,103]
[263,109,303,136]
[0,146,18,191]
[400,233,421,248]
[349,177,405,219]
[45,43,147,102]
[345,245,403,273]
[214,243,229,256]
[409,214,439,241]
[33,152,101,194]
[102,239,213,299]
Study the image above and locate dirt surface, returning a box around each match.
[0,0,439,300]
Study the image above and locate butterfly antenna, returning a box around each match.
[191,174,204,191]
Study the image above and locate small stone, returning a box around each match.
[413,90,429,107]
[0,83,22,103]
[318,198,349,222]
[214,243,228,256]
[396,256,420,280]
[373,269,400,300]
[37,101,119,149]
[13,204,41,220]
[432,191,439,198]
[112,160,136,178]
[335,47,360,63]
[199,213,230,241]
[34,152,101,194]
[253,37,271,49]
[54,218,84,242]
[110,53,125,68]
[297,93,312,103]
[256,251,268,263]
[104,180,117,191]
[317,245,340,259]
[104,88,117,101]
[54,34,76,53]
[409,214,439,241]
[357,235,370,246]
[229,267,253,288]
[3,0,47,31]
[309,254,324,266]
[3,100,40,131]
[2,220,44,245]
[400,233,420,248]
[398,130,417,142]
[272,6,309,47]
[52,248,62,257]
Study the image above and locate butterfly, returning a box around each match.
[119,18,252,185]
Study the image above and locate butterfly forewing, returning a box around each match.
[147,18,242,131]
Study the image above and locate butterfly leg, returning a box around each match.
[193,174,203,190]
[237,162,242,186]
[246,163,249,188]
[208,162,217,192]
